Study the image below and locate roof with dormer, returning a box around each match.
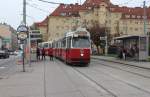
[35,17,48,27]
[50,3,87,17]
[36,0,150,26]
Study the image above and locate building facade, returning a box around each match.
[0,23,17,50]
[34,17,48,42]
[35,0,150,41]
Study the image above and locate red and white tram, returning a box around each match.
[38,41,53,56]
[54,28,91,66]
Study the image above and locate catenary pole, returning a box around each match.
[22,0,26,72]
[23,0,26,25]
[143,1,149,60]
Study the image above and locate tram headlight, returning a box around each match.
[81,53,84,56]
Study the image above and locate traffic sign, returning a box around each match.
[17,24,28,41]
[17,25,28,32]
[17,32,28,40]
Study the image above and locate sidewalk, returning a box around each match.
[0,58,106,97]
[92,55,150,69]
[0,61,44,97]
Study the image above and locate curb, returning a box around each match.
[92,57,150,70]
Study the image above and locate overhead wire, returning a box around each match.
[26,2,49,13]
[38,0,63,5]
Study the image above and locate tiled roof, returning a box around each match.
[109,6,150,19]
[35,17,48,27]
[83,0,110,5]
[50,3,87,17]
[36,0,150,26]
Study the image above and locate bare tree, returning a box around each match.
[88,22,107,54]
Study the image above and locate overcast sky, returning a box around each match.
[0,0,150,29]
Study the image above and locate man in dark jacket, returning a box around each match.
[42,48,46,60]
[36,47,40,61]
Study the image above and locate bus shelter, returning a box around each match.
[115,35,149,61]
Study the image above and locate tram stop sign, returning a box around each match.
[17,25,28,41]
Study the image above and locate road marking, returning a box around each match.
[0,67,6,69]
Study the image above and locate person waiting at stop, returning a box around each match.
[42,48,46,60]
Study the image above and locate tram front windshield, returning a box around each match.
[43,43,49,48]
[72,37,90,48]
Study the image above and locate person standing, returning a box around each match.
[123,47,127,60]
[36,47,40,61]
[49,48,53,61]
[42,48,46,60]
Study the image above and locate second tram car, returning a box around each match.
[38,41,53,56]
[54,28,91,66]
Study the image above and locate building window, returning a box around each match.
[140,20,143,24]
[115,14,118,18]
[130,20,132,23]
[137,16,141,18]
[135,28,138,31]
[125,15,130,18]
[130,27,133,31]
[135,21,138,24]
[122,20,126,24]
[60,12,66,16]
[132,15,136,18]
[56,26,59,29]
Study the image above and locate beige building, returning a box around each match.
[34,17,48,42]
[35,0,150,41]
[0,23,17,50]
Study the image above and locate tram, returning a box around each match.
[38,41,53,56]
[54,27,91,66]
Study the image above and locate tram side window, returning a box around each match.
[44,43,48,48]
[49,43,52,48]
[62,39,66,48]
[67,37,71,48]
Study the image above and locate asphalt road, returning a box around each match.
[1,57,150,97]
[47,59,150,97]
[0,55,18,78]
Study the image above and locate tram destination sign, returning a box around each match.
[75,31,87,37]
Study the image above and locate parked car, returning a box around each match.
[14,51,20,55]
[0,50,9,59]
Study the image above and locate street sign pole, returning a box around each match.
[143,1,149,60]
[17,24,28,72]
[28,29,31,67]
[22,42,25,72]
[105,35,108,56]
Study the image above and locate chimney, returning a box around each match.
[75,3,78,5]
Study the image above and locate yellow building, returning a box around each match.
[0,23,17,50]
[34,17,48,42]
[35,0,150,41]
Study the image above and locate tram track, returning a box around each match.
[72,64,150,97]
[72,67,118,97]
[55,60,116,97]
[92,57,150,70]
[55,59,150,97]
[90,59,150,95]
[89,63,150,95]
[92,59,150,79]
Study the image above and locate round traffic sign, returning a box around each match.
[17,25,28,32]
[17,32,28,40]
